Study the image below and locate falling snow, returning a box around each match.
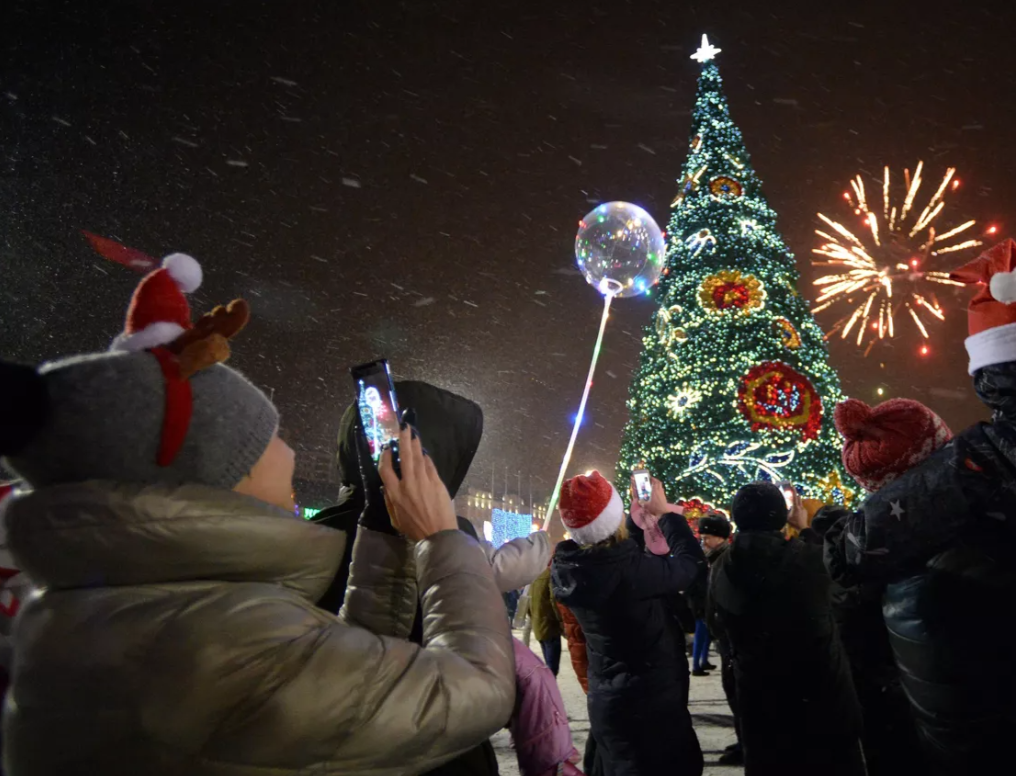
[2,4,1001,505]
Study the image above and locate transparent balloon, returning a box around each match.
[575,202,666,298]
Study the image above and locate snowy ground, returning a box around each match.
[493,631,740,774]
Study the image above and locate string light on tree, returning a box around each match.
[812,163,984,355]
[616,36,853,509]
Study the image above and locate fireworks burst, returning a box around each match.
[812,162,983,355]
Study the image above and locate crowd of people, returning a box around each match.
[0,239,1014,776]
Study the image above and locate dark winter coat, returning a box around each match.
[687,541,727,621]
[824,362,1016,775]
[812,507,924,776]
[310,381,499,776]
[552,513,706,776]
[626,512,696,634]
[707,528,863,776]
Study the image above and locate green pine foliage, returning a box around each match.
[615,56,855,509]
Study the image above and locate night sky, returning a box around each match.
[3,1,1012,502]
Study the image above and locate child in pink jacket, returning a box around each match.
[510,637,583,776]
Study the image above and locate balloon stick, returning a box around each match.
[543,285,618,530]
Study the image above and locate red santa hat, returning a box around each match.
[835,398,952,493]
[559,470,624,546]
[950,238,1016,374]
[111,253,203,352]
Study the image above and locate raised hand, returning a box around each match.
[379,425,457,541]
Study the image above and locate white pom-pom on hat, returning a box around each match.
[162,253,202,293]
[989,269,1016,305]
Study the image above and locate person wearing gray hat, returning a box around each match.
[0,255,514,776]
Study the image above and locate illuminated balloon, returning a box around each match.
[575,201,666,298]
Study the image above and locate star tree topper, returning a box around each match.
[690,34,722,63]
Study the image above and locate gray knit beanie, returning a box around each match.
[2,351,278,491]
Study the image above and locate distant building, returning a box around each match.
[454,487,548,546]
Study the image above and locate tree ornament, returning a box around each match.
[737,361,823,440]
[685,228,717,257]
[655,304,687,348]
[671,175,698,208]
[710,176,743,198]
[667,386,702,418]
[814,470,855,507]
[773,317,802,349]
[699,270,765,314]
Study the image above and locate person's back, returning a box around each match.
[823,241,1016,775]
[552,472,705,776]
[827,408,1016,774]
[708,482,862,776]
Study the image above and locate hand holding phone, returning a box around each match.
[379,424,457,541]
[777,481,796,511]
[632,469,653,504]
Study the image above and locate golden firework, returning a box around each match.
[812,162,981,354]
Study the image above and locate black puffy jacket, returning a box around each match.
[825,363,1016,775]
[552,513,706,776]
[708,528,863,776]
[812,507,924,776]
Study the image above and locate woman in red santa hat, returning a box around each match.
[550,470,706,776]
[824,238,1016,776]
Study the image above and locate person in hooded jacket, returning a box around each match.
[823,239,1016,776]
[707,482,863,776]
[310,379,524,776]
[552,471,706,776]
[312,379,552,776]
[0,258,515,776]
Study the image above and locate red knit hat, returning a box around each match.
[950,238,1016,374]
[111,253,203,352]
[835,398,952,492]
[559,470,624,545]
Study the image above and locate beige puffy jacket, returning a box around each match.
[2,482,515,776]
[481,532,551,593]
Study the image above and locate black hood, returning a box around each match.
[395,380,483,499]
[314,380,483,530]
[311,380,482,615]
[551,538,637,609]
[811,505,850,538]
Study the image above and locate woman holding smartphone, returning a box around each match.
[551,470,707,776]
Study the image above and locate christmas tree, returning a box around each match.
[616,36,855,510]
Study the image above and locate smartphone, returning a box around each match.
[777,481,795,510]
[350,359,401,465]
[632,469,653,503]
